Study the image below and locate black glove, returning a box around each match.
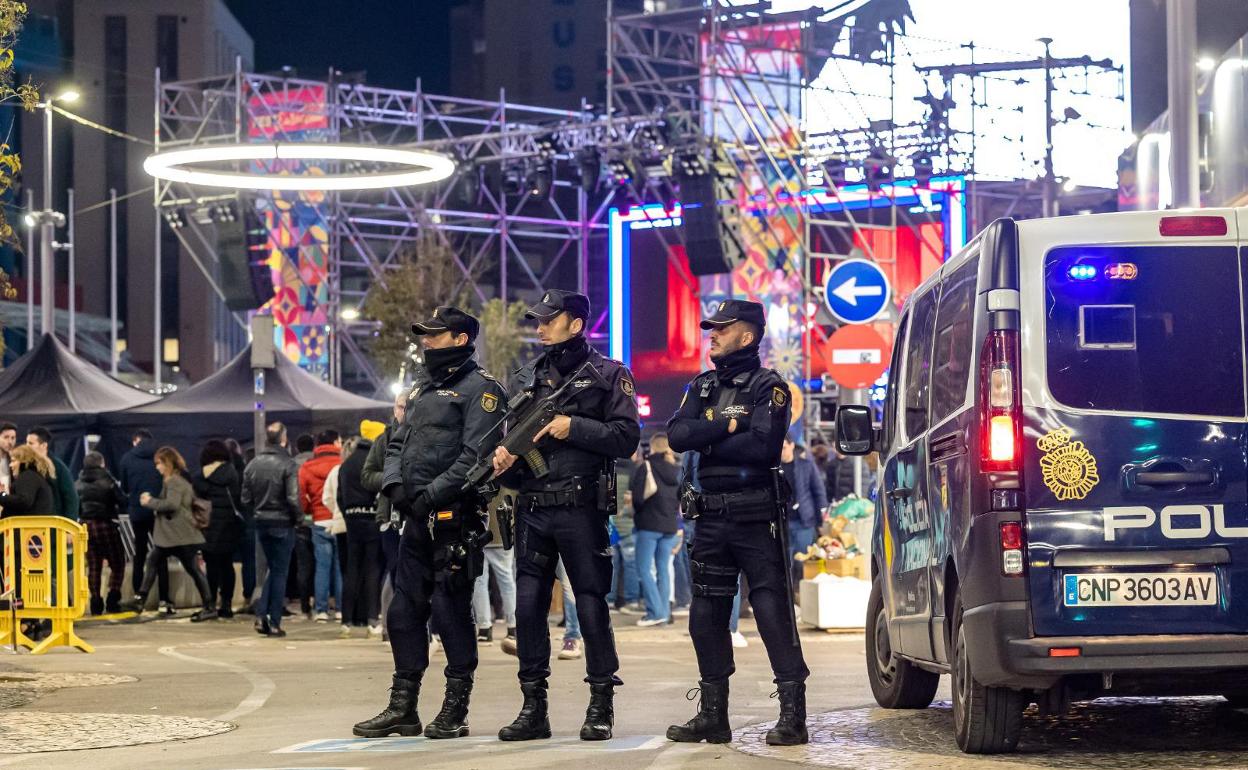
[384,483,409,509]
[409,491,432,522]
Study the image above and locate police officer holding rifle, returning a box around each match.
[491,289,641,742]
[353,306,507,740]
[665,299,809,746]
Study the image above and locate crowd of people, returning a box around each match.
[0,417,862,646]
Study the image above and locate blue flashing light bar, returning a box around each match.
[1068,264,1098,281]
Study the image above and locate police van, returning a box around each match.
[835,210,1248,754]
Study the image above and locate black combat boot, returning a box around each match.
[423,677,472,739]
[105,590,122,614]
[765,681,809,746]
[579,683,615,741]
[666,680,731,743]
[89,596,104,616]
[352,675,422,737]
[498,679,552,741]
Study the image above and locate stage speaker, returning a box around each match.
[215,205,275,311]
[678,165,745,276]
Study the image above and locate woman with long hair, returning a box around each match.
[130,446,216,622]
[194,440,244,618]
[0,445,55,517]
[629,433,682,627]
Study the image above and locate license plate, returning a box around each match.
[1063,572,1217,607]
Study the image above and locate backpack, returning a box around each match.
[191,496,213,529]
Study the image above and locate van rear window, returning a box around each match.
[1045,245,1244,417]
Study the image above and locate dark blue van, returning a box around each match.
[836,210,1248,754]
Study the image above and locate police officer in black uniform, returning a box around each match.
[353,306,507,740]
[665,299,810,746]
[491,289,640,742]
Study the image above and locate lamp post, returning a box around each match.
[34,89,79,340]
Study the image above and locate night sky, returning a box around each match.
[223,0,454,92]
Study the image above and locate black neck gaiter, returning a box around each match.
[423,344,475,384]
[711,343,761,382]
[545,334,591,377]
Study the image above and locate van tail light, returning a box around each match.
[1000,521,1025,576]
[980,329,1022,472]
[1159,215,1228,237]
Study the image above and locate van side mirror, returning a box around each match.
[835,405,875,456]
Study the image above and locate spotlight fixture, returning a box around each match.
[501,163,526,196]
[608,158,633,187]
[456,161,481,206]
[675,152,707,177]
[526,163,553,202]
[536,133,563,160]
[637,124,667,152]
[163,208,186,229]
[577,148,602,193]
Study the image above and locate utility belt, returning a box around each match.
[518,461,617,515]
[428,502,490,590]
[688,486,777,523]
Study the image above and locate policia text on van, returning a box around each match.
[837,210,1248,754]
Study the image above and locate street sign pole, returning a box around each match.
[251,315,276,452]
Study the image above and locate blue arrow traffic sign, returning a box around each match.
[823,258,891,324]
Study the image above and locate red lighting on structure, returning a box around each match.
[637,394,652,418]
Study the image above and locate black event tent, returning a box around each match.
[0,334,159,467]
[99,345,391,468]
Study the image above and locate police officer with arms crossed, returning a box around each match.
[665,299,810,746]
[353,306,507,740]
[491,289,641,742]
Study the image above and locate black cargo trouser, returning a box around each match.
[689,516,809,684]
[515,501,620,685]
[387,519,478,682]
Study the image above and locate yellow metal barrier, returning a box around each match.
[0,516,93,654]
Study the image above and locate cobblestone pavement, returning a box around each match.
[735,698,1248,769]
[0,711,234,752]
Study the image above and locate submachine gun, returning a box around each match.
[461,360,604,550]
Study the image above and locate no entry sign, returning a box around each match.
[826,324,892,389]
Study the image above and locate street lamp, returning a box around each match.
[34,88,80,340]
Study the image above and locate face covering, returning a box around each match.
[422,343,475,383]
[711,341,761,382]
[545,333,590,377]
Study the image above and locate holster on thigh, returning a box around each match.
[516,520,558,576]
[691,559,740,598]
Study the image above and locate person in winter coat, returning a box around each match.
[76,451,128,614]
[131,447,215,622]
[242,422,302,637]
[25,427,77,521]
[629,434,682,627]
[0,445,55,517]
[782,437,828,587]
[119,429,170,607]
[299,430,343,621]
[194,440,244,618]
[362,393,403,639]
[325,421,383,637]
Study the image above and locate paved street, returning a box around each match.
[4,611,1248,769]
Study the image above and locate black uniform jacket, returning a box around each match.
[383,359,508,508]
[666,365,791,494]
[500,345,641,490]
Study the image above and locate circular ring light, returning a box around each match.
[143,143,456,191]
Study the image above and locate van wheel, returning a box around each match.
[951,595,1024,754]
[866,576,939,709]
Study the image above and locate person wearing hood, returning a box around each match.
[629,433,682,627]
[665,299,810,747]
[491,289,641,743]
[194,440,244,618]
[355,305,507,741]
[76,451,128,615]
[119,429,171,610]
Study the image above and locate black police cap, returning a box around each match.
[411,305,480,341]
[525,289,590,321]
[700,298,766,331]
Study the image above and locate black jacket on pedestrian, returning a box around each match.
[630,456,680,534]
[667,344,790,494]
[0,467,54,517]
[119,440,163,519]
[383,345,508,509]
[76,467,126,521]
[498,337,640,491]
[337,440,377,517]
[194,462,244,554]
[362,425,392,525]
[241,448,301,526]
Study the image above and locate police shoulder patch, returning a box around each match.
[481,392,499,413]
[620,378,635,397]
[772,386,788,407]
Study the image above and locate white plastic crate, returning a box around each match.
[799,573,871,630]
